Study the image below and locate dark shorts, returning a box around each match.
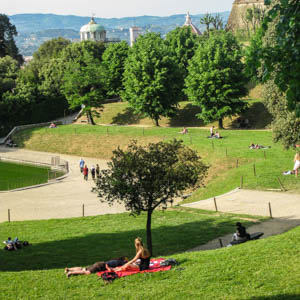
[86,261,106,273]
[139,258,150,271]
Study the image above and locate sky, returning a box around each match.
[1,0,234,18]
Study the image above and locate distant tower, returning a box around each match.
[183,12,201,35]
[80,17,106,42]
[129,26,142,46]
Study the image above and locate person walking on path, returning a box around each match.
[83,165,89,181]
[91,165,96,180]
[96,164,100,178]
[79,158,85,173]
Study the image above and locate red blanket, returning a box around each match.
[97,258,171,278]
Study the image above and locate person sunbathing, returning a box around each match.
[179,127,188,134]
[65,256,128,277]
[109,237,151,272]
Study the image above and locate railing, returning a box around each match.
[0,155,69,191]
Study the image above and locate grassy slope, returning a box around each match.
[0,161,49,191]
[14,125,300,201]
[1,210,300,300]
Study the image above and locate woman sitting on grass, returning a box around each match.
[65,256,128,277]
[108,237,151,272]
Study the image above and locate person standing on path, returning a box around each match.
[91,165,96,180]
[83,165,89,181]
[79,158,85,173]
[96,164,100,178]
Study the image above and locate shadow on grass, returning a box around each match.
[169,104,203,127]
[250,295,300,300]
[111,107,144,125]
[0,218,244,272]
[230,102,273,129]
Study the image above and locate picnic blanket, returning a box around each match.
[97,258,171,278]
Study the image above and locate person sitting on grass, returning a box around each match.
[49,122,57,128]
[214,131,221,139]
[3,237,18,251]
[179,127,188,134]
[65,256,128,278]
[108,237,151,272]
[232,222,249,242]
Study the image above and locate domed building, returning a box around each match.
[80,17,106,42]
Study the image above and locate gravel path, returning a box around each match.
[183,188,300,251]
[0,147,126,223]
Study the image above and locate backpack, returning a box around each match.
[100,271,119,284]
[160,258,178,266]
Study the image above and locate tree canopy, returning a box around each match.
[96,139,208,254]
[260,0,300,116]
[165,26,200,99]
[102,41,129,98]
[0,14,23,64]
[122,33,182,126]
[185,31,248,129]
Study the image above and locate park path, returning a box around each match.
[0,146,126,223]
[183,188,300,251]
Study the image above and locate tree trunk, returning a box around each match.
[146,209,153,256]
[87,110,95,125]
[218,118,224,129]
[155,118,159,127]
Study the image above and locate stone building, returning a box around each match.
[227,0,265,31]
[129,26,142,47]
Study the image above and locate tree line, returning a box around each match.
[1,1,299,148]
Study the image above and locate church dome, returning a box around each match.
[80,18,105,33]
[80,17,106,42]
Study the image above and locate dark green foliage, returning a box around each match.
[200,13,214,37]
[96,139,208,254]
[185,31,248,128]
[165,26,200,99]
[0,14,23,64]
[102,41,129,97]
[61,41,107,124]
[261,0,300,116]
[122,33,182,126]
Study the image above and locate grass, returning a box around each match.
[79,99,272,129]
[14,125,300,200]
[0,208,269,300]
[1,210,300,300]
[0,161,50,191]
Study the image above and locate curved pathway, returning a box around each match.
[184,188,300,251]
[0,147,126,223]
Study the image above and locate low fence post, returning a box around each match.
[82,204,85,217]
[8,209,10,223]
[214,197,218,212]
[236,159,239,168]
[219,238,223,248]
[253,163,256,177]
[225,148,228,158]
[240,176,243,189]
[277,177,286,191]
[268,202,273,219]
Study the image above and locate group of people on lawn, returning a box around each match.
[65,237,151,277]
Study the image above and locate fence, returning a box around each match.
[0,155,69,191]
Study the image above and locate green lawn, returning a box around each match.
[14,125,300,200]
[1,209,300,300]
[0,161,50,191]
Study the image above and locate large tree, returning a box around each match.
[96,139,208,255]
[0,14,23,64]
[62,42,106,124]
[185,31,248,129]
[165,26,200,99]
[122,33,181,126]
[260,0,300,116]
[102,41,129,98]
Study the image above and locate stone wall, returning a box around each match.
[227,0,265,31]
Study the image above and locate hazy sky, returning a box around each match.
[2,0,234,18]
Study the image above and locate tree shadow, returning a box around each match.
[111,107,144,125]
[230,102,273,129]
[169,104,203,127]
[0,218,243,272]
[250,295,300,300]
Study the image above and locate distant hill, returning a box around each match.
[9,12,230,56]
